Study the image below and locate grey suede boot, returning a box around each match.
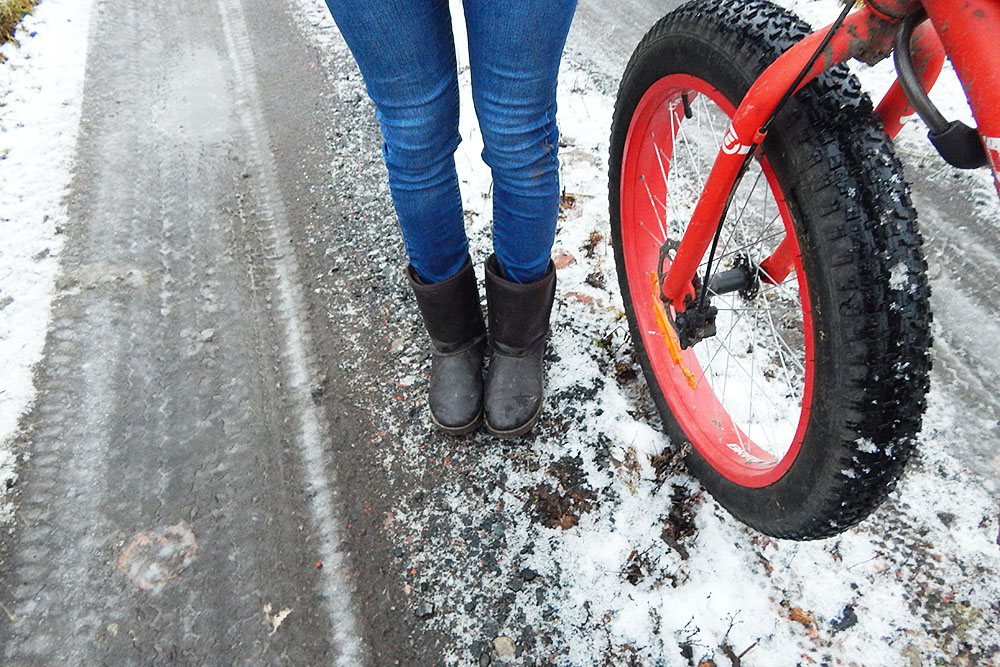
[407,258,487,434]
[483,254,556,437]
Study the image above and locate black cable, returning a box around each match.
[762,0,854,134]
[696,0,854,313]
[893,9,948,134]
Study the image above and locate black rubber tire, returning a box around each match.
[609,0,932,539]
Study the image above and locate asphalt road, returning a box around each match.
[1,0,997,663]
[0,0,373,662]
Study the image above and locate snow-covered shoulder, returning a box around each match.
[0,0,93,522]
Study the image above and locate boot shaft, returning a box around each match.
[407,257,486,355]
[484,254,556,356]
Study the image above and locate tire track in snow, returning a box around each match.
[214,0,365,662]
[2,0,367,662]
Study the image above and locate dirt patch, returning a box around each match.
[522,454,598,530]
[661,484,698,559]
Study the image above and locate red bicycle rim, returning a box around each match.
[619,74,816,487]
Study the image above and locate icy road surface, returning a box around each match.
[0,0,998,664]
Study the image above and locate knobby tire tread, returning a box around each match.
[609,0,932,539]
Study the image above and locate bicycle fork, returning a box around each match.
[661,0,1000,318]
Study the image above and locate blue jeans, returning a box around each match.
[324,0,577,284]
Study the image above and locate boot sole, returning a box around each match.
[431,409,483,436]
[484,403,543,439]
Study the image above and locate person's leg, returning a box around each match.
[324,0,468,283]
[463,0,577,284]
[463,0,577,436]
[325,0,486,432]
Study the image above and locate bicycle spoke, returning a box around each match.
[620,73,816,472]
[676,117,708,196]
[639,219,666,247]
[642,179,667,242]
[701,226,785,273]
[699,300,801,453]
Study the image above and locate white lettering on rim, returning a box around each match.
[725,441,770,465]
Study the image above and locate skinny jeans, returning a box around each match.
[324,0,577,284]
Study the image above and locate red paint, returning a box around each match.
[663,0,1000,305]
[619,75,814,487]
[623,0,1000,487]
[661,3,900,308]
[759,233,796,285]
[876,21,945,138]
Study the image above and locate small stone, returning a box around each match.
[520,568,537,582]
[585,271,606,289]
[830,604,858,634]
[507,577,524,592]
[197,328,215,343]
[492,636,516,658]
[415,601,435,620]
[564,291,594,305]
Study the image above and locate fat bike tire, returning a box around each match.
[609,0,932,539]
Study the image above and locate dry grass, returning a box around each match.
[1,0,38,58]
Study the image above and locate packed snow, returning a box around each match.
[0,0,92,523]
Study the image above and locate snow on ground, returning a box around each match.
[0,0,92,524]
[0,0,997,663]
[296,0,1000,663]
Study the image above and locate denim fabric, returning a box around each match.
[324,0,577,284]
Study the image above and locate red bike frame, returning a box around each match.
[662,0,1000,311]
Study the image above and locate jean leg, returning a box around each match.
[324,0,468,283]
[463,0,577,284]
